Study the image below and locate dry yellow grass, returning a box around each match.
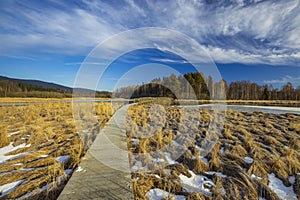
[290,121,300,132]
[0,97,111,103]
[126,102,300,200]
[0,99,118,199]
[0,125,9,148]
[2,98,298,199]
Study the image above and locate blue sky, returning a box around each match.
[0,0,299,91]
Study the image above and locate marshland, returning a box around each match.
[126,101,300,200]
[0,97,300,200]
[0,99,123,199]
[1,0,300,199]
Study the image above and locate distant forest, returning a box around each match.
[114,72,300,101]
[0,80,111,98]
[0,80,70,98]
[1,73,299,100]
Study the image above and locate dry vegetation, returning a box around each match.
[0,99,119,199]
[1,98,299,200]
[0,98,66,104]
[126,102,300,200]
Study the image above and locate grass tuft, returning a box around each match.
[0,125,9,148]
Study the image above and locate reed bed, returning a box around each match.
[126,102,300,200]
[0,100,119,199]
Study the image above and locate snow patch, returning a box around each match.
[146,188,186,200]
[0,179,24,197]
[220,147,225,154]
[56,155,70,164]
[250,174,262,180]
[268,173,297,200]
[179,170,215,195]
[64,169,72,176]
[0,143,27,164]
[75,166,84,172]
[205,171,227,178]
[131,161,147,172]
[195,145,206,152]
[130,138,139,145]
[244,157,254,164]
[165,153,178,165]
[8,131,21,137]
[153,158,164,163]
[155,174,161,178]
[199,156,208,164]
[289,176,295,184]
[12,163,22,166]
[19,168,34,171]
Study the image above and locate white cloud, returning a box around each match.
[147,0,300,65]
[0,0,299,65]
[149,58,189,64]
[264,75,300,85]
[64,62,106,66]
[0,2,122,55]
[124,0,146,17]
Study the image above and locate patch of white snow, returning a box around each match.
[268,173,297,200]
[146,188,186,200]
[56,155,70,164]
[244,157,254,164]
[8,131,21,137]
[179,170,215,195]
[205,171,227,178]
[0,143,27,164]
[0,179,24,197]
[165,153,178,165]
[75,166,84,172]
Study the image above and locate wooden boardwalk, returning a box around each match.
[58,105,134,200]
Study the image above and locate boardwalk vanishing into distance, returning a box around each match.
[58,105,134,200]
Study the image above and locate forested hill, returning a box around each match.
[0,76,72,91]
[0,76,111,98]
[114,72,300,101]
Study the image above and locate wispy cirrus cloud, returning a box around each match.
[0,0,299,65]
[264,75,300,85]
[64,62,107,66]
[0,0,123,55]
[150,58,189,64]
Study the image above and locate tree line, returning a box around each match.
[2,74,299,100]
[114,72,300,101]
[0,80,71,98]
[0,80,111,98]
